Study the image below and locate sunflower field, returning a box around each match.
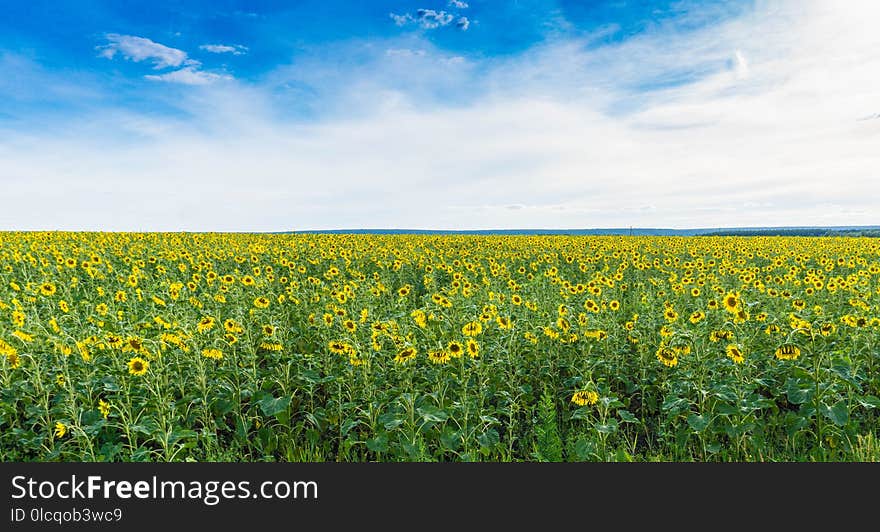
[1,232,878,461]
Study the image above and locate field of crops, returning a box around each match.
[1,232,878,462]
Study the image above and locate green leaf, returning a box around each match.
[614,449,633,462]
[595,419,619,434]
[784,412,809,437]
[571,438,593,461]
[366,433,389,453]
[401,441,422,459]
[570,406,593,420]
[378,411,404,430]
[479,415,501,426]
[787,387,813,405]
[416,405,448,423]
[617,409,639,423]
[477,428,500,449]
[130,418,158,436]
[440,428,461,451]
[168,429,197,444]
[710,387,738,403]
[661,396,690,415]
[211,398,235,416]
[257,396,291,417]
[600,397,624,409]
[687,413,709,433]
[714,402,738,415]
[340,418,360,437]
[857,395,880,409]
[301,370,322,384]
[821,401,849,427]
[235,417,250,440]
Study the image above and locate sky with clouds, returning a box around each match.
[1,0,877,231]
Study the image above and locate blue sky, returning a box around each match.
[1,1,877,230]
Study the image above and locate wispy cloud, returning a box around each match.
[3,1,879,231]
[199,44,248,55]
[97,34,189,69]
[448,1,469,8]
[390,9,466,30]
[98,34,232,85]
[144,66,231,85]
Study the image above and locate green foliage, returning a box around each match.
[533,390,563,462]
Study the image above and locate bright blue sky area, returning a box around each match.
[1,0,751,125]
[11,0,870,233]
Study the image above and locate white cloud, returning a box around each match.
[732,50,748,79]
[199,44,248,55]
[389,13,412,26]
[144,67,232,85]
[416,9,454,29]
[98,34,232,85]
[3,0,879,231]
[449,1,469,8]
[390,9,460,30]
[456,17,470,31]
[98,34,189,69]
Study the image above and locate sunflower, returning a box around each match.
[447,341,464,358]
[427,349,451,364]
[98,399,111,419]
[54,421,67,438]
[40,282,57,296]
[394,347,417,364]
[259,341,283,352]
[725,344,745,364]
[197,316,216,333]
[609,300,620,311]
[253,296,270,309]
[571,390,599,406]
[411,309,427,328]
[462,338,478,358]
[462,321,482,337]
[202,348,223,360]
[127,356,149,376]
[656,345,678,367]
[775,344,801,361]
[343,320,357,333]
[328,340,350,355]
[689,311,705,324]
[723,292,739,313]
[709,329,733,342]
[496,316,512,330]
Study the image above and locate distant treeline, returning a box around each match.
[702,229,880,237]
